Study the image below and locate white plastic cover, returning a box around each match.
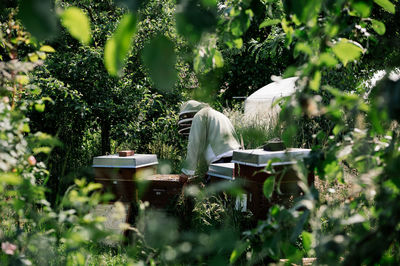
[244,77,299,120]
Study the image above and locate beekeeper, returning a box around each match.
[178,100,240,182]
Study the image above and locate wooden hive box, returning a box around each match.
[92,153,158,202]
[140,174,184,208]
[207,162,235,183]
[232,148,314,219]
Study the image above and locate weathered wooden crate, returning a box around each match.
[92,153,158,202]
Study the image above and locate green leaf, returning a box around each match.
[233,38,243,49]
[201,0,217,7]
[34,103,45,112]
[230,9,253,37]
[36,51,46,60]
[371,19,386,35]
[302,231,312,252]
[374,0,396,14]
[310,71,321,91]
[28,52,39,62]
[212,49,224,68]
[39,45,56,53]
[332,39,364,66]
[259,19,281,28]
[263,176,275,199]
[229,242,248,264]
[16,75,29,85]
[294,42,312,57]
[61,7,92,45]
[0,173,22,185]
[318,53,338,67]
[351,1,372,17]
[142,35,177,90]
[33,147,52,154]
[22,123,30,133]
[104,13,137,76]
[18,0,57,41]
[283,0,322,24]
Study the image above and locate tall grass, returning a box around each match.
[223,104,282,149]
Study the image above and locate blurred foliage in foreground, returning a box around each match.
[2,0,400,265]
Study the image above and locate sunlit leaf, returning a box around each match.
[61,7,92,45]
[294,42,312,57]
[28,52,39,62]
[263,176,275,199]
[39,45,56,53]
[212,49,224,68]
[230,9,253,37]
[0,173,22,185]
[351,1,372,17]
[86,182,103,193]
[318,53,338,67]
[16,75,29,85]
[37,51,46,60]
[310,71,321,91]
[332,39,364,66]
[302,231,312,252]
[229,242,248,264]
[22,123,30,133]
[142,35,177,90]
[104,13,137,76]
[259,19,281,28]
[18,0,57,41]
[233,38,243,49]
[371,19,386,35]
[34,103,45,112]
[374,0,396,14]
[33,147,52,154]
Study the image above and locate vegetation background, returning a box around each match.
[1,0,400,265]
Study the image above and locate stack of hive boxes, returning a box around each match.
[93,153,186,208]
[93,153,158,202]
[208,148,313,219]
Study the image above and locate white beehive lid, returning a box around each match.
[232,148,310,167]
[92,154,158,168]
[207,163,235,180]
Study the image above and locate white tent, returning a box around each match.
[244,77,299,120]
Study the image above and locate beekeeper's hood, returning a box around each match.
[178,100,209,135]
[179,100,209,116]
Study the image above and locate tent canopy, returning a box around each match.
[244,77,299,120]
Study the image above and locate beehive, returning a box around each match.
[232,148,313,219]
[140,174,184,208]
[207,162,235,182]
[93,154,158,202]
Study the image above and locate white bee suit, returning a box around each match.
[181,104,240,176]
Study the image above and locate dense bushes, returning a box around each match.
[2,0,400,265]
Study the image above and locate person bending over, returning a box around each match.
[178,100,240,183]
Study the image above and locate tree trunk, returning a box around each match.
[101,119,111,155]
